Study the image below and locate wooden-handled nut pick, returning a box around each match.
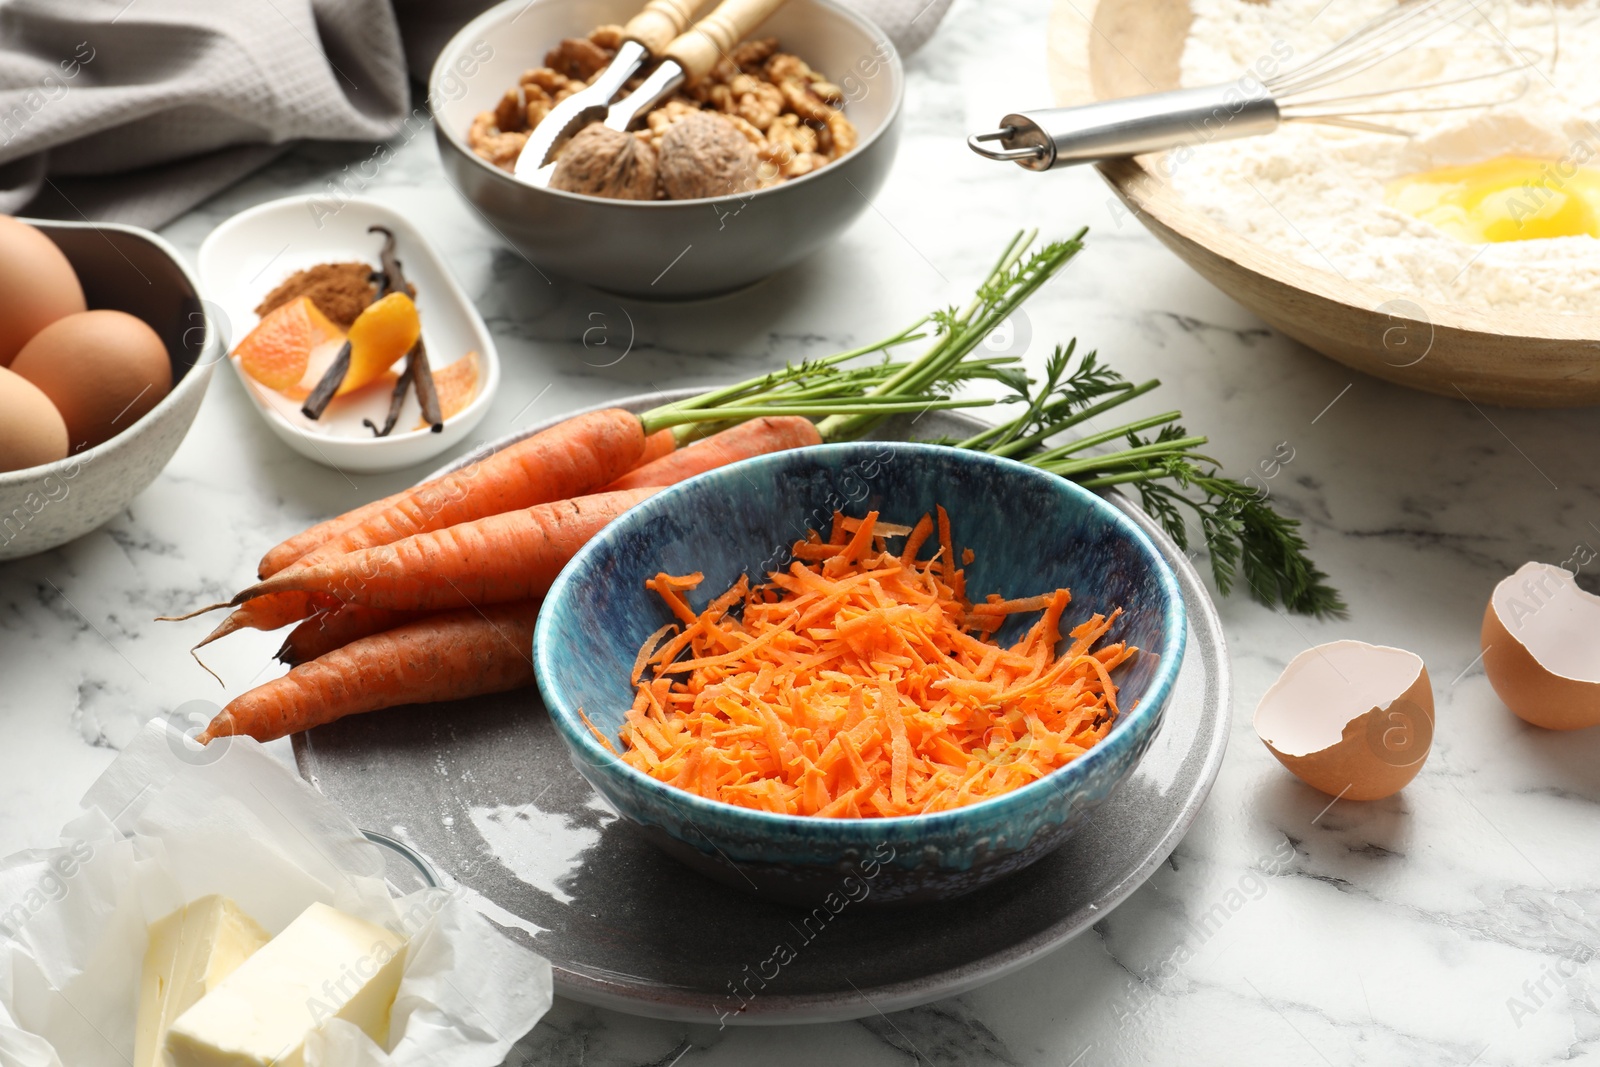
[527,0,792,188]
[513,0,708,180]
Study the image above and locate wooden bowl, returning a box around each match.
[1044,0,1600,408]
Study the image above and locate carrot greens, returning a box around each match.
[673,228,1343,617]
[949,344,1347,619]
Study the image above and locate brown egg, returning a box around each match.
[10,310,171,450]
[1481,562,1600,730]
[0,215,86,367]
[1255,640,1434,801]
[0,366,69,472]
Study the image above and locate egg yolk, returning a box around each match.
[1386,155,1600,244]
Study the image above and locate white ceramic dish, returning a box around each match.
[0,219,218,561]
[197,196,500,474]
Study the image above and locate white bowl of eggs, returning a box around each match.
[0,216,219,560]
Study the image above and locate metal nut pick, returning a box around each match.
[528,59,688,187]
[513,39,648,180]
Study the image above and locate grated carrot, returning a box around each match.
[610,509,1137,818]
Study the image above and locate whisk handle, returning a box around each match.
[969,85,1281,171]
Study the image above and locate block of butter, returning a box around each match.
[165,901,408,1067]
[135,895,272,1067]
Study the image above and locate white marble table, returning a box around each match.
[5,0,1599,1063]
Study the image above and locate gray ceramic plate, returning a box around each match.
[292,390,1232,1025]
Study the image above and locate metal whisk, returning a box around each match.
[969,0,1549,171]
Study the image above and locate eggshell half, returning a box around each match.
[0,216,85,367]
[1254,640,1434,801]
[1481,562,1600,730]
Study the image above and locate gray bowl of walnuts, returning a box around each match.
[430,0,903,299]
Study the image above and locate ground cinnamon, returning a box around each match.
[255,262,377,328]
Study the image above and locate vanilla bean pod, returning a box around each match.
[363,360,416,437]
[371,225,443,431]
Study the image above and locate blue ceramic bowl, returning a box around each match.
[535,443,1187,905]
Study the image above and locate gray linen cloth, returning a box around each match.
[0,0,953,230]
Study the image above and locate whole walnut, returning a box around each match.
[550,124,659,200]
[657,112,761,201]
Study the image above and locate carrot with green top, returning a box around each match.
[635,428,677,467]
[601,416,821,492]
[174,407,652,645]
[255,429,674,581]
[229,490,656,613]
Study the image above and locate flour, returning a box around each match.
[1172,0,1600,313]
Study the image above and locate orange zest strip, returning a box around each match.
[611,508,1135,819]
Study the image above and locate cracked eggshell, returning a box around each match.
[1481,562,1600,731]
[1254,640,1434,801]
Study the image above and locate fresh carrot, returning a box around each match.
[199,602,540,743]
[609,509,1135,818]
[219,414,773,645]
[177,407,650,645]
[255,419,666,581]
[256,489,412,579]
[600,416,822,492]
[636,428,677,468]
[230,489,656,613]
[315,407,646,553]
[276,604,425,667]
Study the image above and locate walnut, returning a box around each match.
[731,77,783,130]
[645,99,701,137]
[731,37,780,70]
[658,112,761,200]
[810,80,845,106]
[474,129,529,171]
[776,77,835,124]
[494,89,526,132]
[550,124,659,200]
[823,110,857,157]
[721,113,767,146]
[587,24,624,50]
[765,113,818,157]
[523,82,554,128]
[764,53,813,83]
[545,37,611,80]
[754,119,821,181]
[522,68,576,95]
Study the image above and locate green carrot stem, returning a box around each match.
[986,339,1076,452]
[1024,411,1184,464]
[1033,436,1209,477]
[654,321,930,417]
[642,398,992,433]
[829,231,1042,422]
[987,380,1159,458]
[903,239,1081,399]
[818,232,1087,441]
[1075,470,1169,490]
